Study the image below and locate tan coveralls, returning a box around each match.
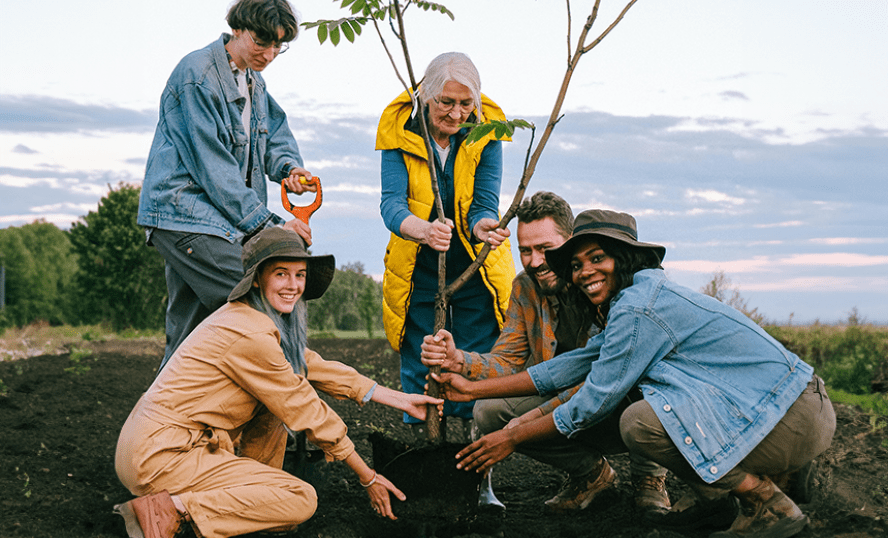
[115,301,375,538]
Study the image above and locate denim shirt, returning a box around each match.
[138,34,303,242]
[528,269,813,483]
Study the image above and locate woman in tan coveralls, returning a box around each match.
[114,227,442,538]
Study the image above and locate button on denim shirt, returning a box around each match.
[138,34,302,242]
[528,269,813,483]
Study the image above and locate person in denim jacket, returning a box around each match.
[138,0,315,369]
[434,209,836,538]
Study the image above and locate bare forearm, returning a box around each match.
[471,371,537,400]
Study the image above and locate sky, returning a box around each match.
[1,0,887,324]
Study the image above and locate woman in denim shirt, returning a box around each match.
[138,0,316,369]
[434,209,836,538]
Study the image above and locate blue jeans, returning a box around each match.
[400,266,500,423]
[149,229,243,370]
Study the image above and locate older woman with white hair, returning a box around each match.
[376,51,516,508]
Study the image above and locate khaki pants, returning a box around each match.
[474,391,667,478]
[620,376,836,495]
[116,402,317,538]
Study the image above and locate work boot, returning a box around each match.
[646,492,739,531]
[544,458,617,512]
[711,476,809,538]
[114,490,186,538]
[632,473,671,514]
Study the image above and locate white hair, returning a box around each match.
[417,52,482,122]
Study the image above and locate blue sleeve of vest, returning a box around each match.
[380,149,413,237]
[467,140,503,234]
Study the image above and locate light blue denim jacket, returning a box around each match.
[528,269,813,483]
[138,34,302,242]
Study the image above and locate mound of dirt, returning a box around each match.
[1,338,886,538]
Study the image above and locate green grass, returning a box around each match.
[828,388,888,418]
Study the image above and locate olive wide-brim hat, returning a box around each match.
[544,209,666,281]
[228,227,336,302]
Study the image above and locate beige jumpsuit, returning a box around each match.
[115,301,375,538]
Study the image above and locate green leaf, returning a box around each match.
[318,23,328,44]
[330,26,341,46]
[341,21,355,42]
[350,0,365,15]
[349,19,364,36]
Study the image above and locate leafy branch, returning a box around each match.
[303,0,639,442]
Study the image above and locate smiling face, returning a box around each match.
[570,237,617,306]
[517,217,569,295]
[428,80,475,147]
[226,27,286,71]
[254,259,307,314]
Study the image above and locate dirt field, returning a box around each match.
[1,338,887,538]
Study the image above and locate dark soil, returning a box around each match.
[1,338,887,538]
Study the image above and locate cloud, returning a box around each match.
[12,144,39,154]
[0,95,157,134]
[779,252,888,267]
[685,189,746,205]
[719,90,749,101]
[810,237,887,246]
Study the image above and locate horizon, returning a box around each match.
[1,1,886,324]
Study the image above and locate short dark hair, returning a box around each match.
[227,0,299,44]
[515,191,573,239]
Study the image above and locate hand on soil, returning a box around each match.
[366,473,405,520]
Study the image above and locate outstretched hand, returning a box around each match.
[400,393,444,422]
[364,472,406,520]
[428,371,475,402]
[455,429,517,474]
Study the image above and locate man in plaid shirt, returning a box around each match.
[422,191,671,515]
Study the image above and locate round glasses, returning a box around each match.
[434,97,475,114]
[246,31,289,54]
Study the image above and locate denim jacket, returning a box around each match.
[528,269,813,483]
[138,34,302,242]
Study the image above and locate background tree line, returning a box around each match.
[0,183,383,337]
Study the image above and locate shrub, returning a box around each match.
[67,183,166,331]
[766,321,888,395]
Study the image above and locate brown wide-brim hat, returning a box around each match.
[545,209,666,281]
[228,227,335,303]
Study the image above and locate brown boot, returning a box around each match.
[631,473,671,514]
[544,458,617,512]
[711,476,808,538]
[114,490,186,538]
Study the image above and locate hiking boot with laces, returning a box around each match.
[632,473,671,513]
[544,458,617,512]
[711,476,809,538]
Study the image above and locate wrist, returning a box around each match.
[360,471,378,488]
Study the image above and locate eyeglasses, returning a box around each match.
[245,31,289,54]
[434,96,475,114]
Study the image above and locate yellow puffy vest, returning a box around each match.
[376,90,516,352]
